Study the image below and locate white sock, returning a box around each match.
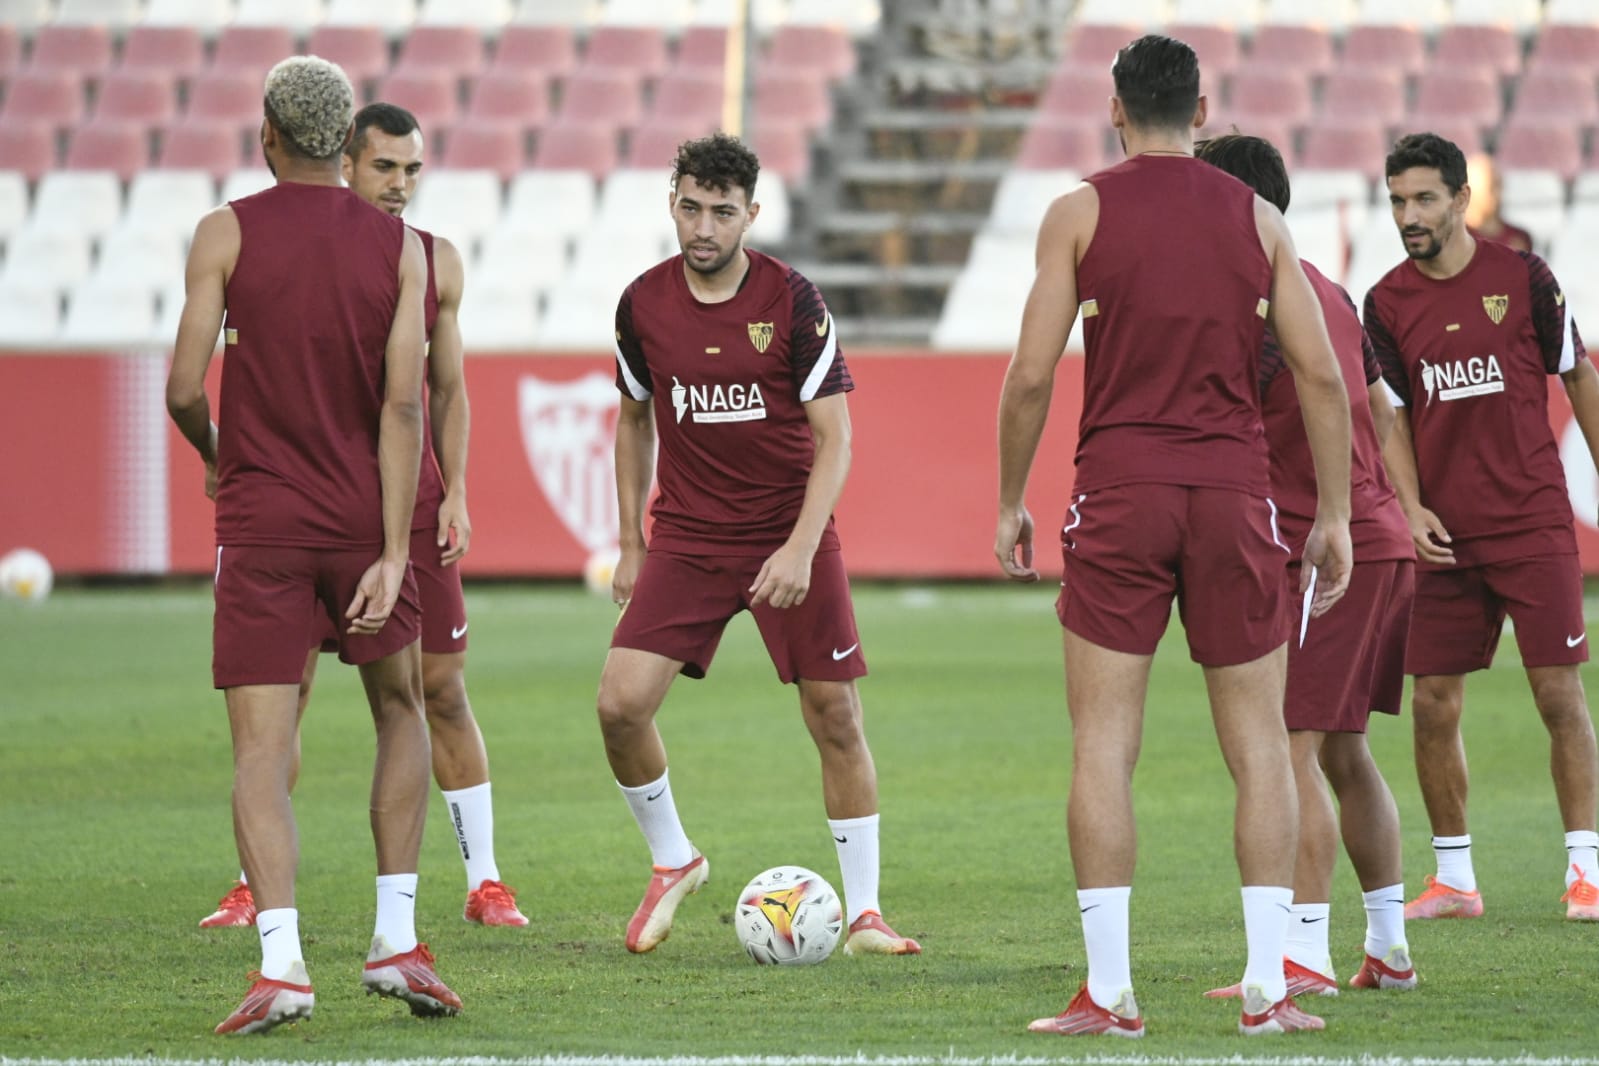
[373,873,418,955]
[828,813,880,925]
[238,869,248,885]
[1362,883,1408,960]
[255,907,303,981]
[1432,834,1476,891]
[1241,885,1293,1003]
[618,770,694,869]
[1565,830,1599,886]
[1078,886,1133,1012]
[1284,902,1331,975]
[441,782,501,889]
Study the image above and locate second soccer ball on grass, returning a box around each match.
[734,866,843,965]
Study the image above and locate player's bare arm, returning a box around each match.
[995,185,1093,582]
[1367,380,1397,446]
[1257,197,1352,613]
[749,391,852,610]
[612,393,656,607]
[1562,360,1599,523]
[348,226,427,635]
[166,205,240,501]
[1381,407,1455,565]
[426,234,472,565]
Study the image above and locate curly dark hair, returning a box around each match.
[1195,133,1291,214]
[1386,132,1468,195]
[672,132,760,201]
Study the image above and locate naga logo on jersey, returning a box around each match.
[517,371,620,553]
[1418,355,1504,405]
[671,376,767,424]
[1482,294,1509,325]
[747,321,774,353]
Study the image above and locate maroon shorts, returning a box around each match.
[1406,553,1589,675]
[214,544,420,688]
[1057,483,1292,666]
[1286,559,1413,733]
[611,549,866,684]
[310,527,467,656]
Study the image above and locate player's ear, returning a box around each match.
[1192,94,1208,130]
[1109,95,1125,131]
[745,199,760,230]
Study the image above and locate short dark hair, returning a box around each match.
[1111,34,1201,131]
[1385,132,1467,195]
[1195,133,1291,214]
[672,132,759,201]
[346,102,421,160]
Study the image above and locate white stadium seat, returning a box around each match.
[1171,0,1264,29]
[60,280,161,347]
[141,0,238,30]
[1345,211,1407,313]
[752,171,791,244]
[503,170,597,241]
[404,170,506,252]
[475,225,571,300]
[510,0,598,25]
[324,0,416,31]
[1261,0,1352,28]
[691,0,789,29]
[125,171,219,241]
[232,0,325,30]
[1501,170,1568,251]
[53,0,142,28]
[219,168,276,204]
[987,169,1078,235]
[783,0,880,33]
[460,279,540,349]
[0,282,62,344]
[594,168,679,245]
[93,225,187,296]
[0,172,31,248]
[535,284,619,350]
[1289,168,1372,235]
[1284,208,1349,284]
[417,0,511,26]
[1352,0,1448,29]
[1544,0,1599,23]
[601,0,693,29]
[30,172,124,240]
[0,0,53,30]
[1451,0,1542,30]
[0,227,94,291]
[1073,0,1172,27]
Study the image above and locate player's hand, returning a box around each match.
[1406,506,1455,565]
[995,506,1038,582]
[749,542,813,609]
[612,544,645,608]
[345,554,407,635]
[437,493,471,565]
[203,459,218,501]
[1301,516,1352,617]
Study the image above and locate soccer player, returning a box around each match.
[199,102,527,932]
[994,35,1353,1037]
[166,57,461,1033]
[1365,132,1599,922]
[597,132,920,958]
[1464,152,1534,254]
[1194,134,1417,995]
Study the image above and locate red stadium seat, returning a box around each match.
[1497,121,1582,181]
[395,25,486,76]
[439,119,525,179]
[675,26,727,71]
[1,71,85,129]
[1319,70,1405,127]
[211,26,297,82]
[646,70,726,127]
[1298,120,1389,179]
[1432,25,1521,81]
[187,70,264,124]
[1510,69,1599,126]
[120,26,206,79]
[1246,25,1334,77]
[1062,22,1141,68]
[374,70,460,129]
[306,25,391,89]
[1527,23,1599,74]
[753,71,832,132]
[557,69,644,129]
[1038,63,1115,122]
[1409,119,1483,157]
[92,70,179,128]
[1227,68,1313,127]
[65,121,150,180]
[582,26,669,80]
[1165,23,1240,80]
[1412,69,1502,131]
[492,25,578,77]
[531,121,618,179]
[0,119,58,181]
[752,120,811,184]
[625,119,718,170]
[27,25,113,78]
[1197,116,1293,156]
[0,24,22,79]
[766,25,855,82]
[466,69,550,128]
[1339,25,1425,76]
[158,119,251,180]
[1015,117,1111,172]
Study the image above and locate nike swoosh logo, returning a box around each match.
[1568,633,1587,647]
[831,643,858,661]
[1299,916,1327,924]
[398,892,415,899]
[645,788,666,802]
[1080,904,1100,913]
[815,315,829,337]
[451,622,468,639]
[261,925,282,937]
[833,835,847,844]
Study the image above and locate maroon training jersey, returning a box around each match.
[1259,260,1412,562]
[215,182,406,549]
[1469,221,1534,254]
[1074,155,1272,494]
[1366,241,1585,566]
[613,250,852,556]
[411,226,444,533]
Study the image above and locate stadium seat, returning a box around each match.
[119,26,206,79]
[1170,0,1261,30]
[0,169,24,240]
[374,71,460,130]
[1497,122,1583,182]
[1246,24,1332,75]
[324,0,417,33]
[1227,68,1313,127]
[210,26,297,81]
[1527,24,1599,73]
[92,224,186,294]
[1500,169,1567,249]
[1261,0,1352,28]
[459,278,540,349]
[417,0,512,27]
[439,120,525,179]
[187,71,264,125]
[91,71,180,129]
[219,166,274,202]
[600,0,693,29]
[510,0,597,26]
[750,170,790,243]
[395,25,486,76]
[492,24,579,75]
[305,26,391,90]
[1014,117,1109,171]
[1319,70,1405,127]
[405,169,504,249]
[1338,25,1425,76]
[1450,0,1541,31]
[1069,0,1167,28]
[1411,119,1484,157]
[503,168,595,239]
[1511,70,1599,127]
[531,122,619,179]
[0,72,85,130]
[1412,70,1502,133]
[1164,24,1240,79]
[232,0,324,32]
[582,27,670,80]
[753,71,831,131]
[0,225,93,289]
[987,168,1078,235]
[64,125,151,182]
[1343,210,1406,306]
[556,69,645,129]
[535,283,625,349]
[1283,207,1349,281]
[158,120,251,180]
[1062,22,1142,68]
[626,120,717,170]
[1298,120,1388,179]
[0,24,21,78]
[0,121,56,181]
[0,279,61,341]
[52,0,142,31]
[476,223,570,296]
[1290,168,1372,232]
[1545,0,1599,23]
[1197,116,1292,155]
[766,24,855,82]
[141,0,238,31]
[467,69,550,129]
[646,70,726,127]
[1351,0,1447,29]
[1038,64,1115,122]
[0,0,52,33]
[124,170,219,238]
[751,119,811,185]
[676,26,728,70]
[784,0,881,35]
[594,168,678,246]
[61,280,160,347]
[1431,25,1522,81]
[26,25,112,77]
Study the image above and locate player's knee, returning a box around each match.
[1529,669,1591,732]
[422,663,469,723]
[802,693,863,751]
[1411,680,1462,726]
[595,684,651,739]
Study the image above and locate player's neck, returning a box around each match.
[1121,127,1192,160]
[1415,231,1477,281]
[272,161,344,188]
[681,248,751,304]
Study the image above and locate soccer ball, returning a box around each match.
[0,547,53,603]
[733,865,843,965]
[583,546,621,596]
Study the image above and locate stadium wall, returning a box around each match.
[5,350,1599,580]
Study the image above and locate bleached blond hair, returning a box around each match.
[262,56,354,161]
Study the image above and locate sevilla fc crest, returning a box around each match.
[747,321,774,353]
[517,372,620,552]
[1482,294,1509,325]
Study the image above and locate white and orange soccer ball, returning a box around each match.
[0,547,53,603]
[583,546,621,596]
[734,865,843,965]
